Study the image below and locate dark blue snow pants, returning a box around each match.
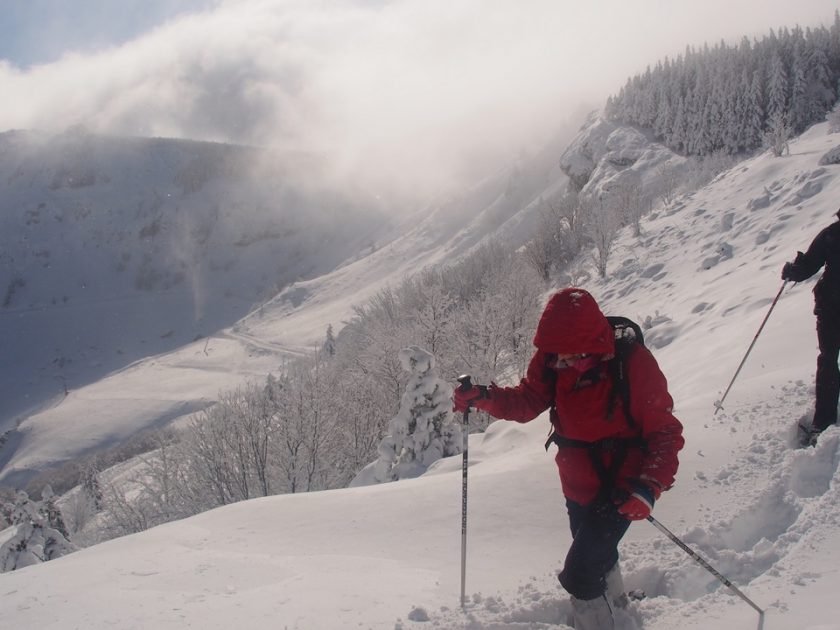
[557,498,631,600]
[814,312,840,431]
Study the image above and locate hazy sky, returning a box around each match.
[0,0,221,68]
[1,0,838,197]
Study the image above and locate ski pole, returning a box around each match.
[714,281,788,414]
[647,515,765,624]
[456,374,472,609]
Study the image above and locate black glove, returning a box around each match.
[782,251,812,282]
[781,262,794,281]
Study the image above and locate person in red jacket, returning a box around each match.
[453,288,684,630]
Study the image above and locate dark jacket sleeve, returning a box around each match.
[785,228,830,281]
[476,349,554,422]
[627,346,685,497]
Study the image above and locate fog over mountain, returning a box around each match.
[0,128,387,430]
[2,1,838,202]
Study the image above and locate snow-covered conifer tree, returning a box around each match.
[369,347,462,483]
[766,53,789,124]
[40,485,70,540]
[827,100,840,133]
[807,45,835,125]
[80,459,104,512]
[0,491,77,572]
[323,324,336,357]
[789,36,810,132]
[745,70,766,148]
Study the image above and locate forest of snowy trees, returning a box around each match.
[606,14,840,156]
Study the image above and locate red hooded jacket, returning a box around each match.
[478,288,684,505]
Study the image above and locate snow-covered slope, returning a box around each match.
[0,129,386,433]
[2,122,840,629]
[0,128,570,485]
[237,128,571,350]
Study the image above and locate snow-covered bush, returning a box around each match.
[641,311,673,330]
[827,101,840,133]
[819,146,840,166]
[765,111,792,157]
[368,347,462,484]
[0,490,77,572]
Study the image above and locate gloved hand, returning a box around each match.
[617,494,652,520]
[782,251,809,282]
[452,384,489,413]
[781,262,794,281]
[616,484,655,521]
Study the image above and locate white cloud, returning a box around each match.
[2,0,838,199]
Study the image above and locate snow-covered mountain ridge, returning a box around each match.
[0,128,386,431]
[3,119,840,629]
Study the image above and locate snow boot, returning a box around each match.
[605,561,629,609]
[798,423,821,448]
[570,594,614,630]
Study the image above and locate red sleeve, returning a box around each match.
[627,346,685,496]
[477,349,555,423]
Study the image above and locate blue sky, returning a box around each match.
[0,0,219,67]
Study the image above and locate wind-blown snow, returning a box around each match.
[3,122,840,629]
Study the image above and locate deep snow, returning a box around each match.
[2,122,840,629]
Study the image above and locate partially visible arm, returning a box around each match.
[784,228,830,281]
[627,347,685,496]
[476,349,555,423]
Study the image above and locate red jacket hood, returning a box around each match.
[533,288,615,355]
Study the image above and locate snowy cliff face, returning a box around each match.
[559,113,686,198]
[0,129,386,430]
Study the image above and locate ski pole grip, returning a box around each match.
[457,374,473,392]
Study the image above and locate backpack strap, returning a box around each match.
[606,343,636,428]
[544,434,647,499]
[605,316,643,428]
